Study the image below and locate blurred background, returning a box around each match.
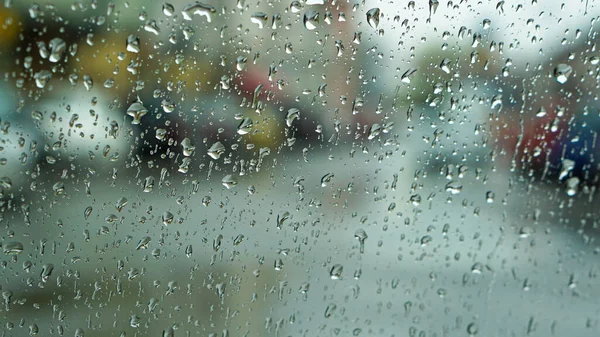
[1,0,600,336]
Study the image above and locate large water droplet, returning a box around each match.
[127,100,148,124]
[250,12,268,29]
[559,159,575,181]
[222,175,238,189]
[324,303,337,318]
[143,20,161,35]
[429,0,439,17]
[329,264,343,280]
[439,58,451,73]
[48,38,67,63]
[82,74,93,91]
[116,197,128,212]
[303,10,319,30]
[34,70,52,88]
[321,173,334,187]
[40,263,54,283]
[368,123,381,140]
[401,68,417,83]
[290,1,302,13]
[213,234,223,251]
[467,322,478,335]
[83,206,92,219]
[285,108,300,127]
[354,228,367,253]
[445,181,463,194]
[136,236,151,250]
[485,191,495,203]
[162,211,174,226]
[566,176,579,196]
[554,63,572,84]
[366,8,380,29]
[237,117,253,135]
[299,282,310,294]
[181,138,195,156]
[182,2,216,22]
[143,176,155,192]
[207,141,226,160]
[162,3,174,16]
[3,242,24,255]
[235,56,247,71]
[126,34,140,53]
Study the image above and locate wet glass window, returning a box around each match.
[1,1,599,336]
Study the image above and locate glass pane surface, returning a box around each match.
[1,1,599,336]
